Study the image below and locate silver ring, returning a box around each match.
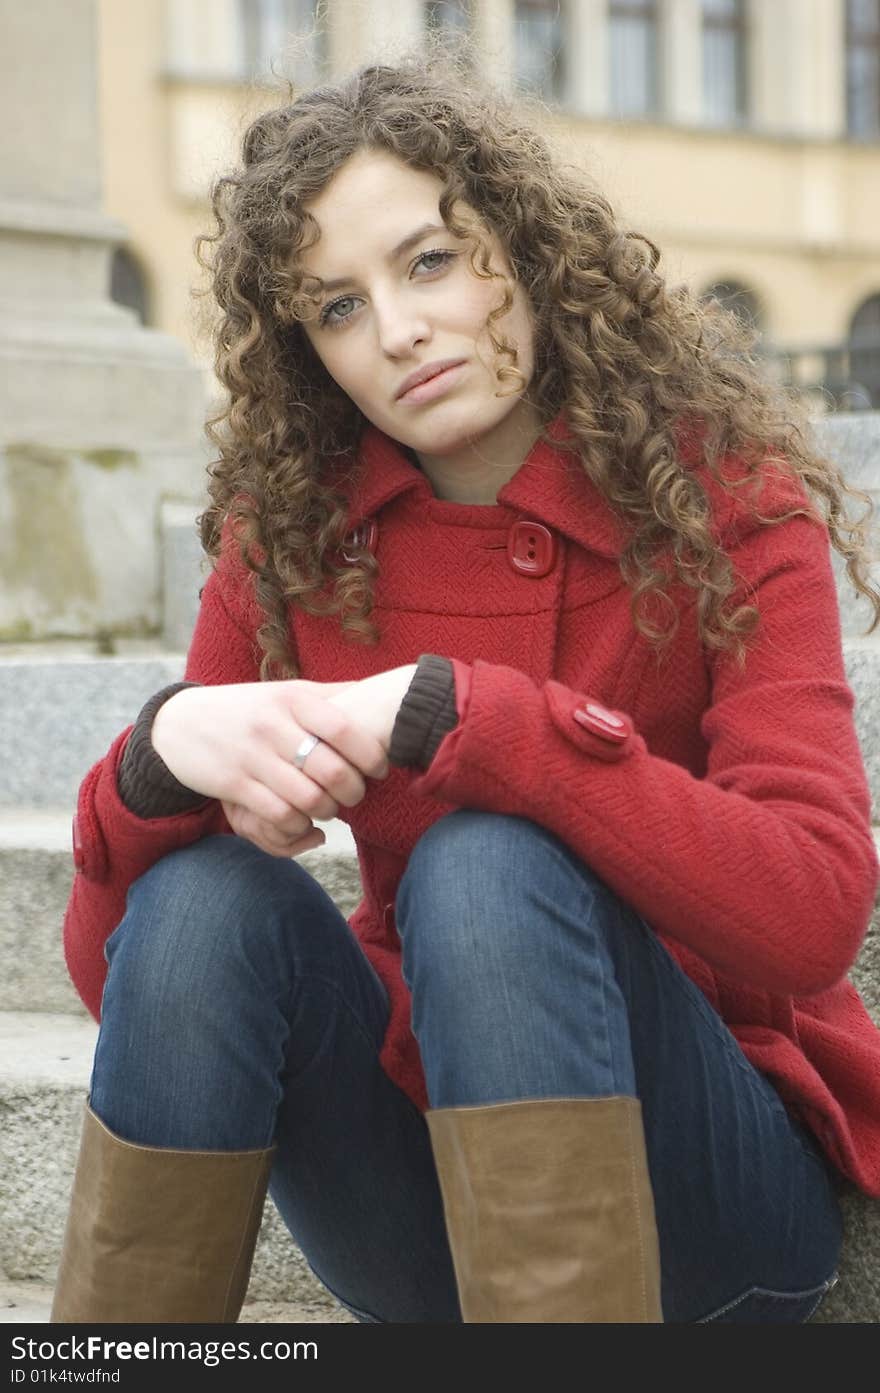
[293,734,321,770]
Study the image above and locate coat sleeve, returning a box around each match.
[410,502,879,999]
[62,534,264,1021]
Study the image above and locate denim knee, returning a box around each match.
[396,811,636,1104]
[397,809,610,978]
[91,834,385,1147]
[101,834,313,1027]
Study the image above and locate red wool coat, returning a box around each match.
[64,414,880,1195]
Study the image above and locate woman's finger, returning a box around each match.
[234,775,330,830]
[287,827,326,857]
[278,685,389,781]
[251,743,364,816]
[225,801,323,858]
[223,797,308,847]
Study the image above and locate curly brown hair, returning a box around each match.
[194,44,879,682]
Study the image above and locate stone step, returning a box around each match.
[2,635,880,814]
[809,413,880,507]
[841,638,880,822]
[0,1279,356,1324]
[1,813,880,1019]
[0,1006,875,1323]
[0,646,186,810]
[807,413,880,640]
[829,550,880,639]
[0,1011,354,1319]
[2,811,878,1019]
[0,810,359,1015]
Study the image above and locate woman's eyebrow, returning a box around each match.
[316,222,448,294]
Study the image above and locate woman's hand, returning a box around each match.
[218,665,418,857]
[324,664,419,750]
[150,679,390,858]
[219,796,328,859]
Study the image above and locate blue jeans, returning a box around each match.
[89,811,844,1324]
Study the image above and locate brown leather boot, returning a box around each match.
[425,1095,663,1322]
[50,1102,276,1323]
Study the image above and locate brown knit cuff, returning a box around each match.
[388,654,458,770]
[117,681,214,819]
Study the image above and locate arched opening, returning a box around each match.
[847,293,880,409]
[699,279,762,333]
[110,247,151,326]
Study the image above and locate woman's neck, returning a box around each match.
[410,402,545,504]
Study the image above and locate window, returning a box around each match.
[424,0,471,34]
[846,0,880,138]
[848,292,880,406]
[238,0,325,85]
[700,280,761,333]
[609,0,659,118]
[514,1,566,104]
[424,0,474,67]
[110,248,150,327]
[701,0,748,127]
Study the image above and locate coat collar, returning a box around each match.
[338,410,632,560]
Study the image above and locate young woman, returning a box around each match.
[51,52,880,1324]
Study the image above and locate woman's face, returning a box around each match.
[297,147,538,468]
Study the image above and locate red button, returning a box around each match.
[573,701,630,744]
[507,520,557,578]
[340,518,378,563]
[72,814,85,872]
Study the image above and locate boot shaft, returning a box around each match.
[426,1095,663,1322]
[51,1103,275,1324]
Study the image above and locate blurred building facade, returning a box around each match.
[98,0,880,412]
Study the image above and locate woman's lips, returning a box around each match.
[397,362,466,405]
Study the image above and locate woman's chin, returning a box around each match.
[397,407,509,459]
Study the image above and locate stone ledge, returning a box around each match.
[0,1279,355,1325]
[0,1013,344,1319]
[1,816,876,1018]
[3,636,878,811]
[0,816,359,1014]
[1,1004,879,1323]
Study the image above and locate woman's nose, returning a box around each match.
[372,295,432,358]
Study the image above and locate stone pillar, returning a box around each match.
[333,0,423,68]
[474,0,515,94]
[566,0,609,119]
[389,0,426,54]
[0,0,208,642]
[661,0,702,127]
[797,0,847,139]
[750,0,845,139]
[166,0,242,77]
[749,0,807,136]
[326,0,366,77]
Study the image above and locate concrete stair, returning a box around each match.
[2,838,878,1323]
[2,411,880,1323]
[0,1280,356,1325]
[0,810,364,1323]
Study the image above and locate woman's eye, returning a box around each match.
[319,249,456,329]
[417,249,453,272]
[320,296,356,328]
